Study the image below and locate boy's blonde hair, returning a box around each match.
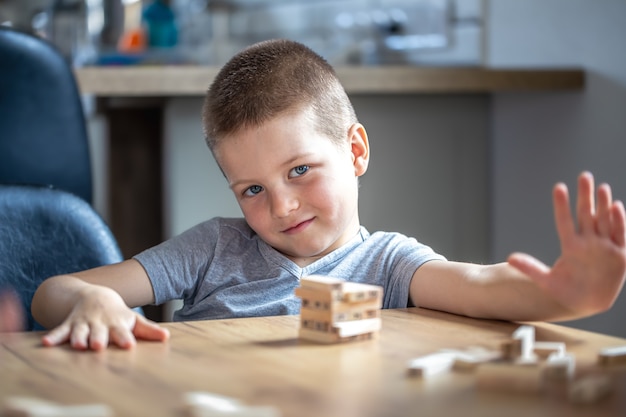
[202,39,357,151]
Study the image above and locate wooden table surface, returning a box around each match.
[1,308,625,417]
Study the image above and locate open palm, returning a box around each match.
[508,172,626,317]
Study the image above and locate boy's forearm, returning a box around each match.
[465,263,576,322]
[412,261,575,323]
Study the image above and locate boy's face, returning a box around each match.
[214,108,369,267]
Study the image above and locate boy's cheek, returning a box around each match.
[241,205,266,228]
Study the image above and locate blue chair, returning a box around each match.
[0,184,125,331]
[0,26,92,204]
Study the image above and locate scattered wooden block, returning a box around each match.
[450,347,502,371]
[407,352,458,378]
[500,338,523,360]
[598,345,626,366]
[533,341,566,359]
[475,362,543,394]
[543,352,576,381]
[568,375,613,405]
[407,346,501,377]
[183,391,280,417]
[512,325,538,364]
[2,397,113,417]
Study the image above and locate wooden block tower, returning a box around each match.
[294,275,383,344]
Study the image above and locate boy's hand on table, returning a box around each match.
[508,171,626,318]
[41,286,169,351]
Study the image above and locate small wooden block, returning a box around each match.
[332,318,381,337]
[299,317,332,333]
[598,345,626,366]
[294,286,341,305]
[500,338,523,360]
[533,341,566,359]
[568,375,612,405]
[407,352,458,378]
[298,327,376,344]
[512,325,538,364]
[451,347,501,371]
[340,282,383,303]
[475,362,543,394]
[183,392,281,417]
[543,352,575,381]
[295,278,382,310]
[2,397,113,417]
[184,392,242,411]
[299,275,345,291]
[300,300,381,322]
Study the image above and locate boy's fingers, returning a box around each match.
[553,183,575,242]
[133,315,170,342]
[109,325,137,350]
[88,324,110,351]
[611,201,626,247]
[69,322,90,350]
[596,184,612,238]
[576,172,596,234]
[41,324,71,347]
[41,312,167,350]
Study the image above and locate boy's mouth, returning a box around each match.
[282,218,314,234]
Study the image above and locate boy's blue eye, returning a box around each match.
[290,165,309,177]
[244,185,263,196]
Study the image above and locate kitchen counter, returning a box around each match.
[75,65,584,96]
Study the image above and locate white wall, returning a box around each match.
[488,0,626,337]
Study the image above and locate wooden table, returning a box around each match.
[2,308,624,417]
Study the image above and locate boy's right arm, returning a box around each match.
[31,259,169,351]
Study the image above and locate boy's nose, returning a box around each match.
[270,190,299,218]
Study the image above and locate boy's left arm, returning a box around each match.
[410,172,626,322]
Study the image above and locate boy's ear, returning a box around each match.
[348,123,370,177]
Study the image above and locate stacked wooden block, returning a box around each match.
[294,275,383,344]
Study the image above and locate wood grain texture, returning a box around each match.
[75,66,585,96]
[1,308,624,417]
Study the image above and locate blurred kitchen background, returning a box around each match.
[2,1,626,337]
[0,0,483,67]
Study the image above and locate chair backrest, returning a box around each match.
[0,184,122,330]
[0,26,92,204]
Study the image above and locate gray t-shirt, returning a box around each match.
[134,217,445,321]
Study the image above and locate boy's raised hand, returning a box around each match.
[508,171,626,318]
[41,286,169,351]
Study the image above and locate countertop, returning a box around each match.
[74,65,585,96]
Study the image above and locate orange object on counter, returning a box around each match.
[117,27,146,52]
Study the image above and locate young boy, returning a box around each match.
[32,39,626,351]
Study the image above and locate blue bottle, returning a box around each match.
[142,0,178,48]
